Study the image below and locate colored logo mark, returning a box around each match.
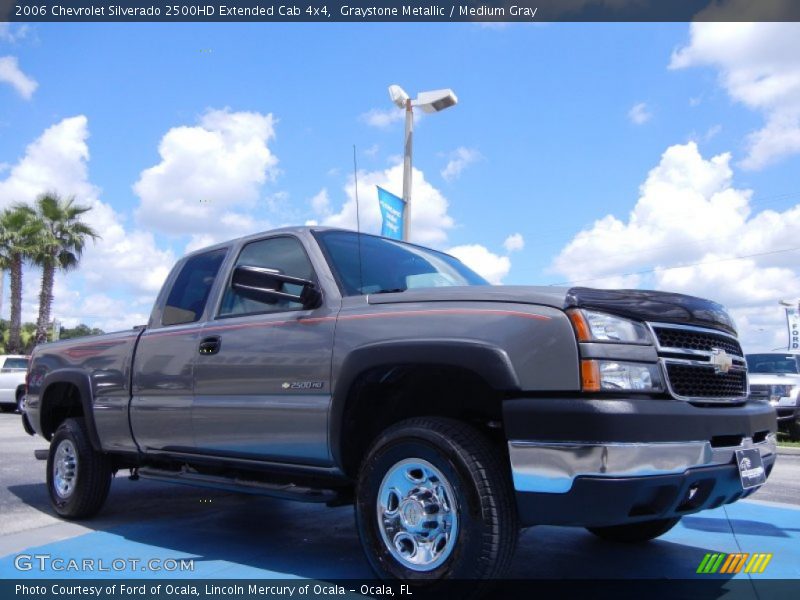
[696,553,772,574]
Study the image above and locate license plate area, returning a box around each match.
[736,448,766,490]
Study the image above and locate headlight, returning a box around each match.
[568,309,651,344]
[581,360,664,393]
[770,384,797,402]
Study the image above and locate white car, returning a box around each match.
[747,353,800,440]
[0,355,28,413]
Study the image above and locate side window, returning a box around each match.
[162,249,227,326]
[219,236,314,317]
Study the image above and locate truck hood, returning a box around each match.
[368,285,737,334]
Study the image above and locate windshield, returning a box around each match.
[2,357,28,370]
[746,354,800,374]
[314,230,489,296]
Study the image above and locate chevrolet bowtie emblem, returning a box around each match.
[710,348,733,374]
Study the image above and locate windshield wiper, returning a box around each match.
[370,288,406,294]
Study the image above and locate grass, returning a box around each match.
[776,434,800,447]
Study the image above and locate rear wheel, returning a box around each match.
[587,517,681,543]
[46,418,112,519]
[355,417,517,583]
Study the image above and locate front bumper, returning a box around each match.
[503,397,777,527]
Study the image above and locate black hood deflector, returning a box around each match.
[565,287,737,335]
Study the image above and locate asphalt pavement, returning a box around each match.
[1,411,799,586]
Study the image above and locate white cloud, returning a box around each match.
[448,245,511,285]
[671,23,800,169]
[0,55,37,99]
[318,162,454,246]
[310,188,331,216]
[448,233,523,284]
[628,102,652,125]
[441,147,482,182]
[0,24,32,44]
[0,116,174,331]
[47,284,151,332]
[134,108,278,237]
[703,124,722,142]
[503,233,525,253]
[552,141,800,351]
[360,107,405,129]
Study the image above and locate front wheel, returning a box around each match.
[16,388,25,414]
[587,517,681,543]
[46,418,112,519]
[355,417,518,583]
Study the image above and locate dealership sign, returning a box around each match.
[377,186,405,240]
[787,307,800,352]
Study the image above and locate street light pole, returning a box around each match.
[388,85,458,242]
[402,98,414,242]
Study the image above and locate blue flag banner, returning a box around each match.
[377,186,405,240]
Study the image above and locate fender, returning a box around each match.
[329,339,520,469]
[40,369,102,451]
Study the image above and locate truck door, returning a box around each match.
[130,248,227,453]
[192,234,337,465]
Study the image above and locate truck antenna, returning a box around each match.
[353,145,364,294]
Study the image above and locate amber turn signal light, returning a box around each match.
[581,360,601,392]
[568,309,592,342]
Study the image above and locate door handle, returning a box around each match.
[198,336,221,355]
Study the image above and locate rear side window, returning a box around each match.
[2,358,28,370]
[162,249,227,326]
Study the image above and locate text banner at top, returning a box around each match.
[3,0,800,22]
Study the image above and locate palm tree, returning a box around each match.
[0,205,40,353]
[31,193,99,345]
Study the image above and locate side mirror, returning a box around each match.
[232,265,322,309]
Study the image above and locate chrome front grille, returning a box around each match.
[648,322,748,403]
[652,326,743,357]
[665,364,747,398]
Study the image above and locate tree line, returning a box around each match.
[0,192,98,355]
[0,320,105,354]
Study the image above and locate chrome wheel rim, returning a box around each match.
[53,439,78,499]
[376,458,459,571]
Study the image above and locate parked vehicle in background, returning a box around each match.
[747,353,800,441]
[0,355,28,413]
[22,227,777,582]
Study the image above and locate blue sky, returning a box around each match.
[1,22,799,351]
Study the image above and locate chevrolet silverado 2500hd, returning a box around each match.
[24,227,777,581]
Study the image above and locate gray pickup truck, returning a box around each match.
[24,226,776,581]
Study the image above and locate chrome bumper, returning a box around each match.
[508,434,777,493]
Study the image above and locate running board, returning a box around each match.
[34,449,48,461]
[137,467,339,503]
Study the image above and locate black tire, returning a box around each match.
[16,388,25,414]
[46,418,112,519]
[355,417,518,583]
[587,517,681,543]
[787,419,800,442]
